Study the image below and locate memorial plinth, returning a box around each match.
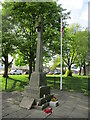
[20,18,53,110]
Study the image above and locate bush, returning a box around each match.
[65,69,73,76]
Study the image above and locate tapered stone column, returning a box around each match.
[20,17,52,110]
[29,23,47,88]
[35,25,43,72]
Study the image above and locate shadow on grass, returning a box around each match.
[47,76,89,96]
[7,77,29,92]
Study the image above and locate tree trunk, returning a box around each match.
[28,51,33,80]
[33,59,35,72]
[3,56,8,78]
[67,65,72,76]
[79,66,81,75]
[29,60,32,80]
[3,55,8,90]
[83,60,86,76]
[68,65,71,71]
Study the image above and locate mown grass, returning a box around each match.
[46,74,89,96]
[0,74,89,96]
[0,75,29,92]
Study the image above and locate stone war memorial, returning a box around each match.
[20,17,53,110]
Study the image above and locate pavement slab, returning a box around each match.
[2,104,21,117]
[1,89,89,119]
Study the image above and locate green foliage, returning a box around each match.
[15,54,27,66]
[2,2,70,79]
[2,2,70,65]
[62,24,79,71]
[2,3,17,57]
[65,69,73,76]
[75,30,88,66]
[50,54,60,70]
[62,24,88,75]
[1,3,17,79]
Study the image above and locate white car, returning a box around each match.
[9,69,22,75]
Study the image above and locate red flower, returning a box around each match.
[44,108,52,114]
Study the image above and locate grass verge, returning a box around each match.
[0,74,89,96]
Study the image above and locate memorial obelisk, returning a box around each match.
[20,17,53,110]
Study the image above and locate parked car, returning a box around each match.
[9,69,22,75]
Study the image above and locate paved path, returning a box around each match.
[1,89,89,119]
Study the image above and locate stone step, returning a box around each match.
[33,102,49,110]
[24,86,51,98]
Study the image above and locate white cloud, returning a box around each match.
[80,6,88,21]
[0,0,4,3]
[58,0,83,10]
[57,0,88,28]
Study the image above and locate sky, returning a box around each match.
[57,0,88,28]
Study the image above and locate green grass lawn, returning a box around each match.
[0,75,29,92]
[0,74,89,96]
[47,74,88,96]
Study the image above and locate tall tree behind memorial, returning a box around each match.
[2,3,16,78]
[2,2,70,80]
[62,24,79,76]
[75,29,88,75]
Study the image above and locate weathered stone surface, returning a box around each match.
[0,92,2,120]
[20,18,51,110]
[33,102,49,110]
[24,86,50,99]
[26,109,50,118]
[2,104,20,117]
[3,108,34,118]
[20,97,35,110]
[29,72,47,87]
[35,17,43,73]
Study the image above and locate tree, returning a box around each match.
[10,2,70,79]
[2,3,16,78]
[15,53,27,67]
[1,3,18,90]
[50,54,60,70]
[75,30,88,75]
[62,24,88,76]
[50,54,66,74]
[62,24,79,76]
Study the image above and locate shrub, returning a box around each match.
[65,69,73,76]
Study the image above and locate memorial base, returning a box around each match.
[20,71,53,110]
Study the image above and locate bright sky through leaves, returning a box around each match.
[58,0,88,28]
